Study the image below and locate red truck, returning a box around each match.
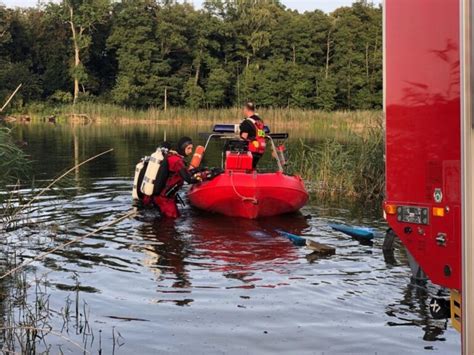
[383,0,473,352]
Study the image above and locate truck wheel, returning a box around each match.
[382,228,397,265]
[383,228,397,251]
[406,249,428,283]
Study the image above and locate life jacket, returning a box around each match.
[246,117,266,155]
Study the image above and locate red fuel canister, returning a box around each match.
[225,151,253,171]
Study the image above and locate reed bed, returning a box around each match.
[289,117,385,201]
[0,254,111,353]
[21,102,381,129]
[0,127,30,187]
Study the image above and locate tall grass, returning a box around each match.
[290,117,385,201]
[21,101,381,128]
[0,127,29,187]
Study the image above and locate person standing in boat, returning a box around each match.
[239,102,266,169]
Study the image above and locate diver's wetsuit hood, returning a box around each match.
[177,136,193,156]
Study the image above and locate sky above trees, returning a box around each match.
[1,0,381,12]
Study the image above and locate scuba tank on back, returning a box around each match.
[132,157,149,200]
[141,148,169,197]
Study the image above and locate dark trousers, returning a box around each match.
[252,153,262,169]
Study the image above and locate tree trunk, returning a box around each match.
[69,5,81,106]
[370,34,379,91]
[73,45,80,104]
[325,30,331,79]
[164,87,167,111]
[365,42,370,80]
[236,71,240,104]
[292,45,296,65]
[194,64,200,86]
[347,58,352,109]
[194,49,203,85]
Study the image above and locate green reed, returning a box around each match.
[0,127,29,187]
[289,116,385,201]
[20,101,381,126]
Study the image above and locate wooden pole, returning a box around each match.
[164,87,168,111]
[0,84,22,113]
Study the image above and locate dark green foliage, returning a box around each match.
[0,0,382,110]
[107,0,163,106]
[205,67,231,107]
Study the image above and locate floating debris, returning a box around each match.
[106,315,150,322]
[305,239,336,256]
[276,230,336,256]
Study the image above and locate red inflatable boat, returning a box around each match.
[187,129,309,219]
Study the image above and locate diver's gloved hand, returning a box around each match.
[206,167,224,180]
[190,168,224,182]
[210,167,224,176]
[191,172,204,182]
[195,168,223,181]
[189,167,207,175]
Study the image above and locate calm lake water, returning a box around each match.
[1,122,461,353]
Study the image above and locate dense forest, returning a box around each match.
[0,0,382,111]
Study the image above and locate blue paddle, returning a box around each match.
[328,223,375,240]
[276,230,306,246]
[276,230,336,255]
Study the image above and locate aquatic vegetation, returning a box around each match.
[0,127,29,188]
[0,149,123,352]
[289,116,385,201]
[20,102,381,136]
[0,128,30,224]
[21,102,377,122]
[0,262,117,353]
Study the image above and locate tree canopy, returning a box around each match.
[0,0,382,110]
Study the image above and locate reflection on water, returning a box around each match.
[0,122,460,353]
[139,213,309,291]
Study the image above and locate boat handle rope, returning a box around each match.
[230,171,258,205]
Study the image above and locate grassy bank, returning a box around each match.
[14,102,381,132]
[10,102,383,145]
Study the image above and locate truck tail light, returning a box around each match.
[385,204,397,215]
[433,207,445,217]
